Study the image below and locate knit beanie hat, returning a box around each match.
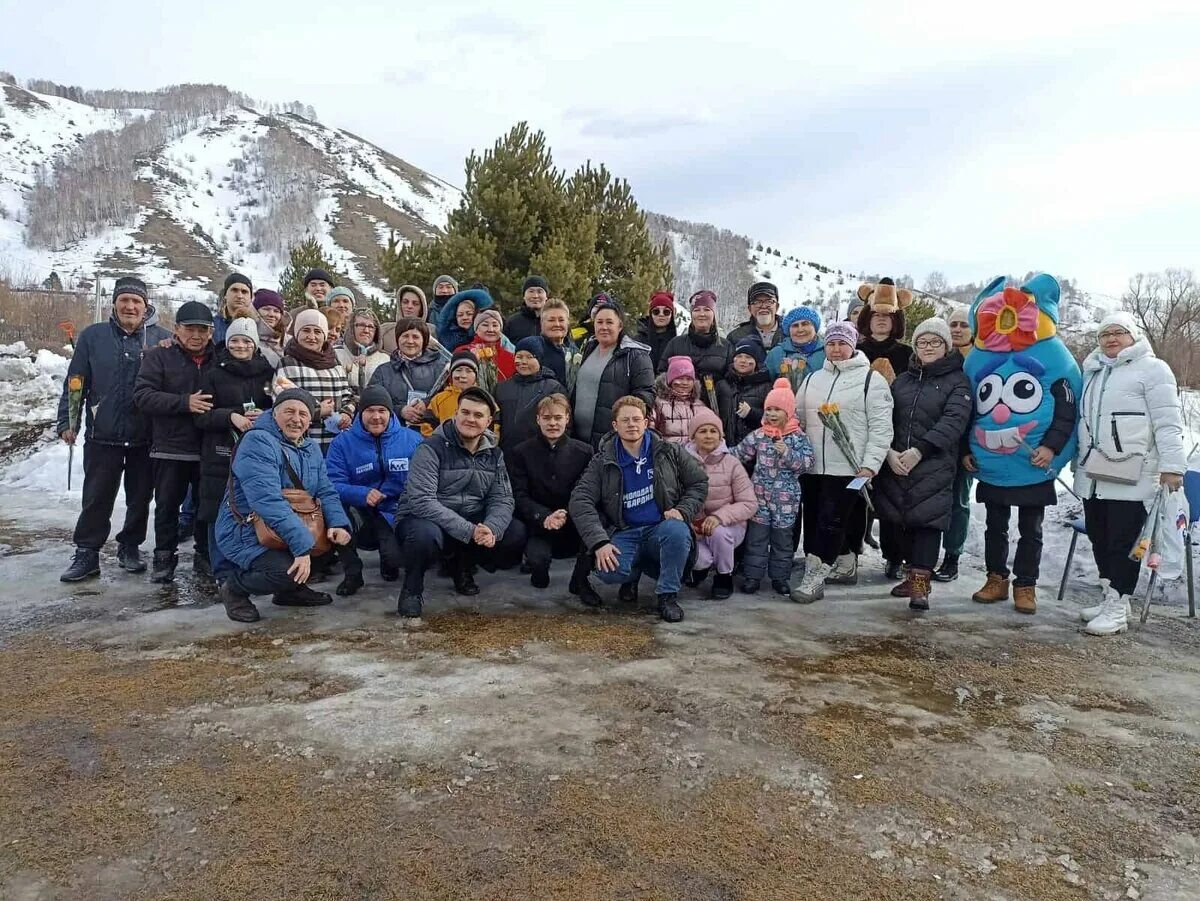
[224,317,260,348]
[522,275,550,294]
[783,305,822,334]
[649,291,675,312]
[450,349,480,375]
[325,286,355,306]
[275,387,317,416]
[747,281,778,304]
[945,303,971,325]
[666,355,696,383]
[432,274,459,295]
[824,321,858,347]
[223,272,252,294]
[358,384,394,414]
[590,292,624,318]
[912,317,952,346]
[113,276,148,303]
[515,336,546,361]
[763,378,797,418]
[294,308,328,340]
[1097,310,1143,342]
[689,290,717,312]
[733,340,766,367]
[303,268,333,288]
[474,308,504,331]
[253,288,284,311]
[689,406,724,440]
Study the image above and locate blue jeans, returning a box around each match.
[593,519,691,596]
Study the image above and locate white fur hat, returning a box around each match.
[1097,310,1143,342]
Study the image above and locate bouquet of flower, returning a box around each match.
[66,374,83,490]
[473,345,499,395]
[780,358,807,392]
[566,350,584,393]
[818,402,872,509]
[702,374,719,411]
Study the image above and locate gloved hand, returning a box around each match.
[898,447,923,471]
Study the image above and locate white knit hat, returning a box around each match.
[1096,310,1143,342]
[912,317,952,346]
[945,304,970,325]
[224,317,260,348]
[294,308,328,340]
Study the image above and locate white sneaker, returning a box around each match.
[791,562,831,603]
[1085,593,1130,636]
[1080,579,1129,622]
[826,553,858,585]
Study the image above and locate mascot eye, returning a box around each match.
[976,374,1003,415]
[1001,374,1043,414]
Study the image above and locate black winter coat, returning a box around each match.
[495,368,567,456]
[634,316,678,370]
[727,318,784,351]
[55,311,172,446]
[570,334,656,448]
[874,352,973,531]
[133,340,215,460]
[193,349,275,522]
[508,433,594,528]
[502,305,542,343]
[716,368,772,447]
[657,327,733,401]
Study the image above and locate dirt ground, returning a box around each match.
[1,514,1198,900]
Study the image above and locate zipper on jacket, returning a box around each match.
[904,370,925,452]
[1086,367,1112,448]
[821,370,842,466]
[1109,412,1145,455]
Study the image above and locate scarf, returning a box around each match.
[283,337,340,370]
[786,336,822,357]
[761,417,801,439]
[689,325,717,349]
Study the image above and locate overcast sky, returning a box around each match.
[4,0,1198,297]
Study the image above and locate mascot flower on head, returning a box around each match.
[965,273,1082,487]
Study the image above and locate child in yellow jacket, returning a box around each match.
[423,350,481,437]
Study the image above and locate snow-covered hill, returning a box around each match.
[0,82,458,301]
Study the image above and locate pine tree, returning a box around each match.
[903,298,939,342]
[278,237,343,306]
[381,122,672,318]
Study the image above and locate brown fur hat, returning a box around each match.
[856,277,913,315]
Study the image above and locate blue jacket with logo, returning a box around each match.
[325,412,422,527]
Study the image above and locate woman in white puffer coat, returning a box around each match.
[1073,312,1186,636]
[792,322,894,601]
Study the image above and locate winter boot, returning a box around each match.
[60,548,100,582]
[452,566,480,596]
[150,551,178,584]
[1085,593,1129,636]
[657,593,684,623]
[907,568,932,611]
[740,578,761,594]
[1013,584,1037,615]
[791,561,831,604]
[380,565,400,582]
[890,572,913,598]
[684,567,710,588]
[336,573,364,596]
[933,554,959,582]
[884,560,904,581]
[397,592,424,619]
[568,554,591,597]
[771,578,791,595]
[220,582,260,623]
[710,572,734,600]
[530,566,550,589]
[272,584,333,607]
[1080,579,1130,622]
[618,578,640,605]
[577,578,603,608]
[192,554,213,580]
[117,544,146,574]
[826,553,858,585]
[972,573,1010,604]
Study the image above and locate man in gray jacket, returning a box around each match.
[393,387,525,618]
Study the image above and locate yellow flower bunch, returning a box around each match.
[819,402,841,416]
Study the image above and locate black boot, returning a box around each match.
[453,566,479,596]
[193,554,213,579]
[220,582,260,623]
[568,555,592,596]
[272,584,333,606]
[397,591,424,619]
[60,548,100,582]
[771,578,790,596]
[741,578,761,594]
[657,593,684,623]
[683,567,710,588]
[710,572,734,600]
[618,579,639,604]
[577,579,603,608]
[117,544,146,574]
[884,560,903,581]
[933,555,959,583]
[530,566,550,589]
[336,572,364,596]
[150,550,178,584]
[380,566,400,582]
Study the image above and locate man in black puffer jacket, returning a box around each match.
[502,275,550,343]
[134,301,216,583]
[57,276,172,582]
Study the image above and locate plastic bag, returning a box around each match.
[1152,487,1190,581]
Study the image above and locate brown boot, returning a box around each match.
[1013,584,1037,615]
[908,568,932,611]
[972,572,1010,604]
[890,571,913,598]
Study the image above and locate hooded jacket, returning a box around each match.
[214,412,350,569]
[495,366,567,455]
[381,284,430,352]
[396,419,514,542]
[634,315,678,370]
[1072,338,1186,502]
[367,347,446,419]
[133,338,216,460]
[56,307,172,446]
[508,432,595,528]
[503,304,542,344]
[873,352,974,531]
[686,440,757,525]
[325,408,423,527]
[796,351,894,477]
[569,333,657,448]
[436,289,494,353]
[194,347,275,522]
[569,429,708,551]
[656,326,733,395]
[256,311,290,369]
[716,366,772,448]
[337,309,390,392]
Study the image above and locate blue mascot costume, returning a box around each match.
[964,273,1081,614]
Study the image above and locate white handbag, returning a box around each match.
[1083,446,1144,485]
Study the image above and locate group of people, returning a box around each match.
[57,267,1187,637]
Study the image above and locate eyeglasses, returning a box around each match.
[1098,330,1129,341]
[914,338,946,349]
[615,416,645,426]
[750,297,777,307]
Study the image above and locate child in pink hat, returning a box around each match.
[653,355,705,444]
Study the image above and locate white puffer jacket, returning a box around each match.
[1072,338,1186,502]
[796,351,894,477]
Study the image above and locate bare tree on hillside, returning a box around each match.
[646,213,753,330]
[1122,269,1200,385]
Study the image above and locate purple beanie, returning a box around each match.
[666,355,696,382]
[689,290,717,312]
[253,288,284,311]
[824,321,859,347]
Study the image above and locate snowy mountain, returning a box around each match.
[0,82,458,302]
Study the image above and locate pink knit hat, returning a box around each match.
[689,405,724,439]
[473,308,504,330]
[666,355,696,383]
[763,377,796,418]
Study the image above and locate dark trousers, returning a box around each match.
[341,507,402,577]
[983,503,1044,586]
[879,518,905,565]
[744,521,793,581]
[228,548,299,598]
[73,442,153,550]
[897,526,942,571]
[1083,498,1148,597]
[524,522,582,571]
[396,516,527,595]
[153,459,207,559]
[943,468,973,558]
[802,474,868,564]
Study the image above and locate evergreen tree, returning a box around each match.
[278,237,344,306]
[903,298,939,342]
[381,122,672,318]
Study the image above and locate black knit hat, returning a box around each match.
[590,292,624,318]
[747,281,778,304]
[522,275,549,293]
[450,349,480,375]
[303,268,334,288]
[223,272,252,294]
[733,340,766,367]
[175,301,214,326]
[358,385,394,415]
[113,276,148,303]
[459,386,497,415]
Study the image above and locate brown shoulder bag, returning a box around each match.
[227,444,331,556]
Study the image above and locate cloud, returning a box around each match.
[564,107,716,139]
[429,11,538,42]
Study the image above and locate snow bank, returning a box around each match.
[0,344,67,428]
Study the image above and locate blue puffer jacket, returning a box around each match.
[215,414,350,569]
[436,289,494,353]
[765,338,825,380]
[325,412,423,527]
